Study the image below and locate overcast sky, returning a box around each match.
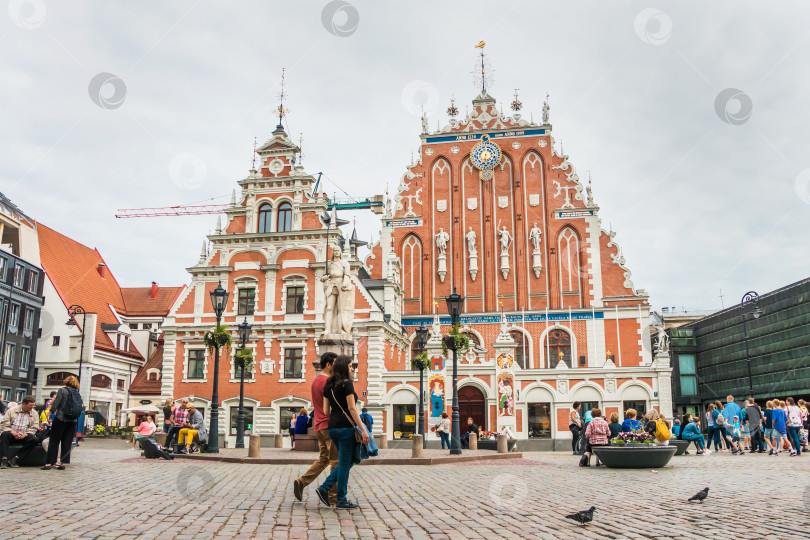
[2,1,809,313]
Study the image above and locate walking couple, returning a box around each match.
[291,353,370,509]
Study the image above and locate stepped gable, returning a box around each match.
[129,338,164,395]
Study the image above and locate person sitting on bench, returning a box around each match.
[177,403,207,454]
[0,395,40,468]
[164,398,189,450]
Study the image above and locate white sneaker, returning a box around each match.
[704,450,711,455]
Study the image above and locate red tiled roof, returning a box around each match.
[121,286,184,317]
[37,223,130,353]
[129,340,164,395]
[36,223,183,360]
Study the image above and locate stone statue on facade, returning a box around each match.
[322,247,355,337]
[498,226,512,255]
[435,228,450,256]
[466,227,477,255]
[655,325,670,354]
[529,223,542,252]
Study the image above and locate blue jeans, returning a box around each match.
[319,427,356,504]
[439,431,450,449]
[787,426,801,454]
[683,434,704,450]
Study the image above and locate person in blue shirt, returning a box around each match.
[771,401,789,455]
[671,418,681,438]
[359,407,373,434]
[723,396,741,436]
[621,409,642,432]
[680,414,707,454]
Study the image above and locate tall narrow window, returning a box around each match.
[3,344,15,368]
[27,271,38,293]
[23,308,34,332]
[258,204,272,233]
[286,286,305,314]
[546,329,571,368]
[13,265,24,288]
[284,348,303,378]
[9,304,19,328]
[510,331,529,369]
[678,354,698,396]
[277,202,292,232]
[238,288,256,315]
[188,350,206,379]
[557,227,583,307]
[0,258,5,280]
[402,235,422,300]
[20,347,30,371]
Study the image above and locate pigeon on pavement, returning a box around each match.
[688,487,709,503]
[565,506,596,525]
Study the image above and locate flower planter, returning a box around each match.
[670,439,691,456]
[592,445,677,468]
[442,336,457,350]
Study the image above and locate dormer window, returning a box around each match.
[277,202,292,232]
[258,204,272,233]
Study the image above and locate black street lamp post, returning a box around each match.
[445,288,464,455]
[741,291,763,397]
[235,318,252,449]
[66,305,87,384]
[414,324,429,450]
[205,281,229,453]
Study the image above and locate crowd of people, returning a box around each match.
[570,394,809,464]
[675,395,809,456]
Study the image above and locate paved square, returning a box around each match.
[1,439,808,539]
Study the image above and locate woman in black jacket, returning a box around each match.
[42,375,82,470]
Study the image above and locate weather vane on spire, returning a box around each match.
[447,93,459,123]
[472,41,494,95]
[297,132,304,164]
[275,67,289,129]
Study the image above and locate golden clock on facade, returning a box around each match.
[470,134,502,181]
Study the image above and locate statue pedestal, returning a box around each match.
[437,253,447,283]
[318,335,355,357]
[532,249,542,278]
[500,253,510,279]
[469,253,478,282]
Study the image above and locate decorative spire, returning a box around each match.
[542,93,550,124]
[586,170,594,207]
[198,240,207,263]
[473,41,494,96]
[251,136,257,169]
[446,93,459,125]
[297,132,303,164]
[420,105,428,134]
[215,215,222,234]
[274,67,288,132]
[230,189,236,206]
[510,88,522,120]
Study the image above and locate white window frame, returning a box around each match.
[27,270,38,293]
[20,346,30,372]
[14,389,25,402]
[183,348,208,383]
[23,307,34,336]
[0,387,11,400]
[279,343,307,382]
[229,344,256,383]
[3,343,15,369]
[8,303,19,329]
[13,265,24,288]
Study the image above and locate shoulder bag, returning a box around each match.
[331,386,365,464]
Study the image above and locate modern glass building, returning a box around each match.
[669,277,810,419]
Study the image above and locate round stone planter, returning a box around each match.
[670,439,691,456]
[592,445,678,468]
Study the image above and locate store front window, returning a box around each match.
[280,406,299,435]
[392,404,416,440]
[527,402,552,438]
[230,407,254,436]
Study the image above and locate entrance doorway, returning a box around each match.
[458,385,486,431]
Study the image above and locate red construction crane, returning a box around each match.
[115,204,230,218]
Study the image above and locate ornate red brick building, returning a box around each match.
[161,84,672,449]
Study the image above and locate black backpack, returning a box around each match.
[140,438,174,460]
[61,388,84,421]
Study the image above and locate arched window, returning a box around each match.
[277,202,292,232]
[258,204,272,233]
[546,329,571,368]
[91,374,112,389]
[558,227,582,298]
[510,331,529,369]
[464,332,481,350]
[46,372,76,386]
[402,235,422,300]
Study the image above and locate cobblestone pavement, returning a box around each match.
[1,439,808,539]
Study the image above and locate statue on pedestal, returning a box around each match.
[322,247,355,337]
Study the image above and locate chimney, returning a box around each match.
[150,281,159,299]
[97,263,106,279]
